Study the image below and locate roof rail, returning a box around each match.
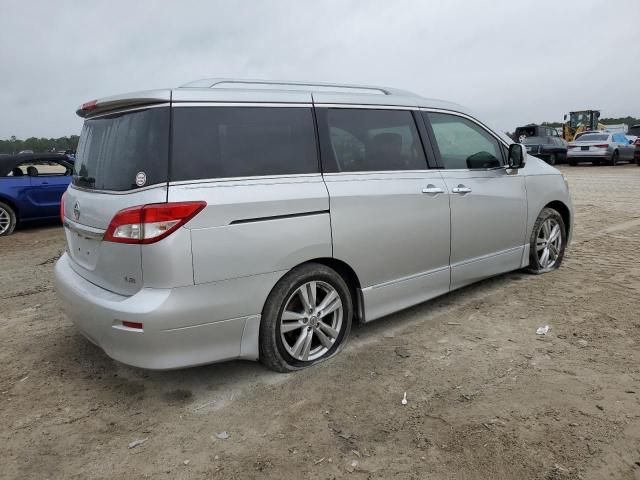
[179,78,418,97]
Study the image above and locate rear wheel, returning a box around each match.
[527,207,566,274]
[569,160,577,166]
[0,201,16,237]
[259,263,353,372]
[611,150,619,166]
[547,153,556,165]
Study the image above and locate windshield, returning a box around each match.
[522,136,550,145]
[73,107,169,191]
[576,134,608,142]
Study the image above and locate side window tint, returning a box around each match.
[325,109,427,172]
[171,107,318,181]
[426,113,503,169]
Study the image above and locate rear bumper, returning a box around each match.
[54,253,280,369]
[567,150,610,161]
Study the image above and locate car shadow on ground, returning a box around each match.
[54,269,527,408]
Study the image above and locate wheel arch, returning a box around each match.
[0,194,19,220]
[544,200,571,238]
[305,258,364,323]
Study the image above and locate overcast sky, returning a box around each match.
[1,0,638,138]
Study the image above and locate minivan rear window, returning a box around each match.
[74,107,169,191]
[171,107,318,181]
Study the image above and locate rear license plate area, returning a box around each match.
[581,146,589,151]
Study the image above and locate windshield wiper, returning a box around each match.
[74,175,96,187]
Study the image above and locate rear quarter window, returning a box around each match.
[171,106,318,181]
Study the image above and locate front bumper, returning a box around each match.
[54,253,279,369]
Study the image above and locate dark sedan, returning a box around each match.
[522,136,568,165]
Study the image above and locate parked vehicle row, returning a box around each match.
[54,79,573,372]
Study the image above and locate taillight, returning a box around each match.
[103,201,206,244]
[593,144,609,148]
[60,192,66,223]
[122,321,143,330]
[567,144,577,149]
[635,139,640,146]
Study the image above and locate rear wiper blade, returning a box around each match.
[74,175,96,186]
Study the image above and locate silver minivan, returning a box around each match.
[54,79,573,372]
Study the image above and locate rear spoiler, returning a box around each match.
[76,89,172,118]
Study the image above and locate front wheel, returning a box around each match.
[547,153,556,165]
[527,207,567,274]
[0,201,17,237]
[259,263,353,372]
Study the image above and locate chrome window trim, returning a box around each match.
[322,170,434,177]
[168,173,323,187]
[86,103,170,119]
[69,183,167,195]
[172,102,313,108]
[314,103,419,111]
[62,218,105,239]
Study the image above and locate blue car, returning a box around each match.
[0,153,72,236]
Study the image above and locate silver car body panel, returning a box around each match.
[323,170,451,321]
[56,79,574,369]
[62,184,168,295]
[168,174,331,284]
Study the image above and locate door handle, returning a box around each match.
[422,185,444,194]
[451,185,472,194]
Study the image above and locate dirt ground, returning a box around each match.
[1,164,640,480]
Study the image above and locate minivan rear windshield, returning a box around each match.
[73,107,169,191]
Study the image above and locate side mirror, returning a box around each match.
[508,143,527,169]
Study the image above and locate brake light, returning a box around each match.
[81,100,98,111]
[635,139,640,146]
[567,144,577,149]
[60,192,66,222]
[593,144,609,148]
[103,201,206,244]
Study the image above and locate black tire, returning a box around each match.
[611,151,619,166]
[526,207,567,275]
[0,201,17,237]
[569,160,577,166]
[547,153,556,165]
[259,263,353,372]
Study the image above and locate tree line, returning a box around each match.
[540,116,640,129]
[0,135,80,155]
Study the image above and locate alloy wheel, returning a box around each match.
[0,207,10,235]
[536,218,562,269]
[279,281,343,362]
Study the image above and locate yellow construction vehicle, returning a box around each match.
[562,110,605,141]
